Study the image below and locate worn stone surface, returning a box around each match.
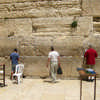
[76,17,93,36]
[0,79,100,100]
[0,39,17,56]
[82,0,100,16]
[0,19,32,37]
[0,0,81,18]
[32,17,73,33]
[1,56,82,77]
[1,56,100,77]
[53,36,84,56]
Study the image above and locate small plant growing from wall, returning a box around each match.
[71,21,78,28]
[8,32,15,37]
[4,17,9,21]
[32,25,38,33]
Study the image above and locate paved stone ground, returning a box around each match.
[0,78,100,100]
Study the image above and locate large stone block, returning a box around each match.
[32,17,73,33]
[95,58,100,77]
[0,19,10,37]
[23,56,48,76]
[18,37,35,56]
[82,0,100,16]
[0,39,17,56]
[0,18,32,37]
[20,56,82,78]
[93,22,100,32]
[76,17,93,36]
[0,9,81,19]
[0,0,35,3]
[0,0,81,18]
[12,19,32,37]
[34,36,53,56]
[32,36,85,56]
[53,36,84,56]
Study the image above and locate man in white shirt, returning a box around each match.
[47,46,60,82]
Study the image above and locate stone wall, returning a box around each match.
[82,0,100,16]
[0,0,100,78]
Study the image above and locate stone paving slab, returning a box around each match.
[0,78,100,100]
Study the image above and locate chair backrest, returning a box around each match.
[15,64,24,74]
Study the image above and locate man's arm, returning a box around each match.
[47,58,50,68]
[17,54,20,61]
[95,51,98,58]
[83,51,87,64]
[58,56,60,66]
[10,55,12,60]
[83,57,86,64]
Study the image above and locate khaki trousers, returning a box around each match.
[50,62,58,81]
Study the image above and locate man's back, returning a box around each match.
[10,52,19,64]
[84,48,97,65]
[48,51,59,62]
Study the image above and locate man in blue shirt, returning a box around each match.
[10,49,19,80]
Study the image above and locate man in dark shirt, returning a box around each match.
[84,44,98,69]
[10,49,19,80]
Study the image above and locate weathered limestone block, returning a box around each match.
[19,46,35,56]
[60,57,82,77]
[22,56,81,77]
[14,19,32,36]
[34,36,53,56]
[0,19,10,37]
[0,0,35,3]
[0,39,17,56]
[53,36,84,56]
[33,35,84,56]
[32,17,74,25]
[76,17,93,36]
[82,0,100,16]
[0,0,81,18]
[32,17,73,33]
[5,1,80,10]
[32,32,71,37]
[0,8,81,19]
[93,22,100,32]
[95,58,100,77]
[18,37,35,56]
[23,56,48,76]
[0,0,80,12]
[0,0,80,4]
[0,18,32,37]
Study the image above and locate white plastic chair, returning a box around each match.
[13,64,24,84]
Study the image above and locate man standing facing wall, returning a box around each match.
[84,44,98,70]
[10,49,19,80]
[47,46,60,83]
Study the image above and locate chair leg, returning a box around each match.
[17,76,20,84]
